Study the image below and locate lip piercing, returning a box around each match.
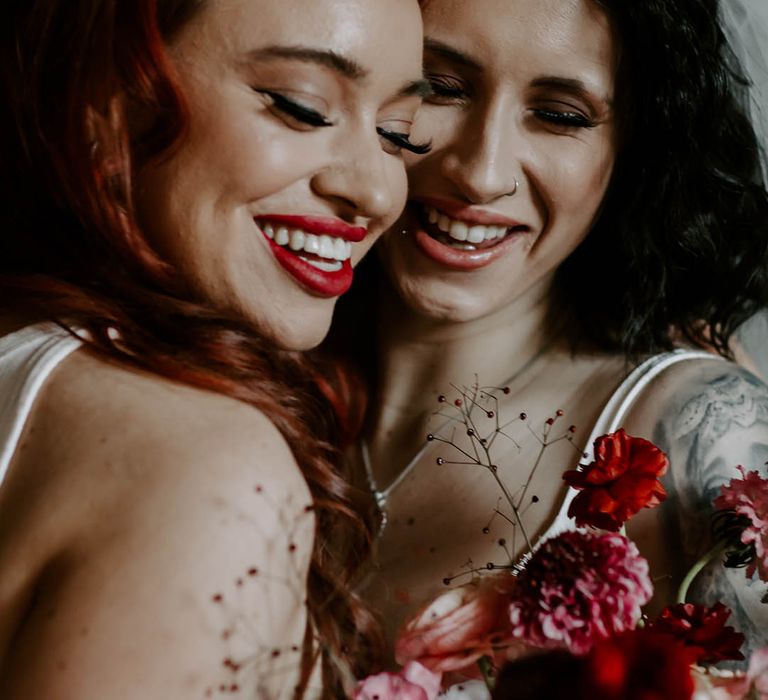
[505,178,519,196]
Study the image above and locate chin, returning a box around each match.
[394,280,494,324]
[267,311,334,351]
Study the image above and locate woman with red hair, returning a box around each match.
[0,0,428,696]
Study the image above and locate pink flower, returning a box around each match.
[693,647,768,699]
[713,467,768,581]
[508,531,653,655]
[395,574,519,673]
[353,661,442,700]
[563,429,668,532]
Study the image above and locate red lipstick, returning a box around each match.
[261,215,367,242]
[267,237,353,297]
[257,216,364,298]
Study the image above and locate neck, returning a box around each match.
[370,277,558,444]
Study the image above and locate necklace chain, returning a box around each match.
[362,336,556,534]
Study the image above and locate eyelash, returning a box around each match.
[260,90,334,128]
[376,127,432,155]
[426,76,469,103]
[426,75,597,132]
[259,90,431,155]
[535,108,596,129]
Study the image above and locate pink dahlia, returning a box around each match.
[508,531,653,655]
[713,467,768,581]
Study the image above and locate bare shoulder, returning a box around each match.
[623,356,768,662]
[627,357,768,497]
[0,348,317,698]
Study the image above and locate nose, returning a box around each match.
[440,101,521,204]
[311,127,397,224]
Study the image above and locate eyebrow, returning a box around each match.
[398,78,433,99]
[424,39,482,72]
[245,45,368,80]
[424,40,612,107]
[531,76,613,107]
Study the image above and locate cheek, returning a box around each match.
[180,102,324,204]
[386,159,410,222]
[404,107,464,174]
[542,141,615,235]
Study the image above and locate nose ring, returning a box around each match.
[505,178,519,197]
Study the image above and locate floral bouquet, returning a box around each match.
[352,385,768,700]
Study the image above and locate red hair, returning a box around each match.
[1,0,380,691]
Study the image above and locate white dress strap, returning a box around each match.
[539,348,722,543]
[0,324,82,487]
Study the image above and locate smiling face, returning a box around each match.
[377,0,618,323]
[134,0,426,350]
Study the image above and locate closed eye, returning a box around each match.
[376,127,432,156]
[534,108,595,129]
[258,90,334,128]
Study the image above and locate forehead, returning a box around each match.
[422,0,616,88]
[174,0,423,77]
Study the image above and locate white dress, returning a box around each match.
[0,324,81,487]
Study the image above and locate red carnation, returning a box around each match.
[563,429,668,531]
[647,603,745,665]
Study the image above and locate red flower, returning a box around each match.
[647,603,745,665]
[395,574,520,674]
[563,429,668,531]
[713,467,768,581]
[493,629,694,700]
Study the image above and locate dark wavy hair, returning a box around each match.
[1,0,380,692]
[558,0,768,357]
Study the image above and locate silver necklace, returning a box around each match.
[361,336,556,534]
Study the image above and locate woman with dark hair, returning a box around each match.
[332,0,768,663]
[0,0,428,696]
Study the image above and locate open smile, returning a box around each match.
[408,201,532,271]
[257,215,366,298]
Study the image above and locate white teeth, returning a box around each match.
[304,234,320,255]
[318,235,335,259]
[333,238,347,260]
[275,227,290,246]
[289,229,305,251]
[450,221,469,241]
[467,225,486,244]
[259,220,354,263]
[425,206,510,245]
[303,258,343,272]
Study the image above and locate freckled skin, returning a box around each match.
[0,0,426,696]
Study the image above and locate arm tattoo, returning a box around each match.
[653,367,768,666]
